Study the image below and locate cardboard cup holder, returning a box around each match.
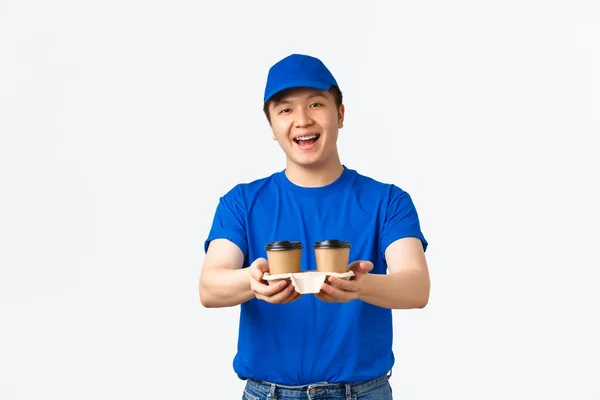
[262,271,354,294]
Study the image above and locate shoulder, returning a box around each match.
[348,168,409,200]
[220,172,280,201]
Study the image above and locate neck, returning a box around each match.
[284,153,344,188]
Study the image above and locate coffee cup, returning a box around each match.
[314,240,351,273]
[265,241,303,275]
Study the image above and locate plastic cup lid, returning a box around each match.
[265,241,303,251]
[313,239,351,249]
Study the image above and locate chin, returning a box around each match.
[292,157,326,169]
[285,147,333,168]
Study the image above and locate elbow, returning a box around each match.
[200,292,219,308]
[199,293,213,308]
[414,295,429,309]
[412,282,430,309]
[199,281,216,308]
[200,299,217,308]
[406,296,428,309]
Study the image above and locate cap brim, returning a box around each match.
[264,80,334,103]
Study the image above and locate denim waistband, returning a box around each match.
[246,371,391,399]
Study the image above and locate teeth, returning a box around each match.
[296,135,318,141]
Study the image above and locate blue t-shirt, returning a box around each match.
[204,166,428,385]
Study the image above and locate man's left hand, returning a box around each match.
[315,260,373,303]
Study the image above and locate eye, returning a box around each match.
[279,108,292,114]
[309,103,323,108]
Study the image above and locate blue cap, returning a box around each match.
[263,54,339,103]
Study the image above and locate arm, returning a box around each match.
[199,238,254,308]
[318,237,430,309]
[199,239,301,308]
[359,237,430,309]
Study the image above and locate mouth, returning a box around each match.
[293,134,321,148]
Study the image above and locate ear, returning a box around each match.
[338,104,345,128]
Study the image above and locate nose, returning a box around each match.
[295,108,314,128]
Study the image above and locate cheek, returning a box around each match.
[271,123,290,142]
[320,114,340,134]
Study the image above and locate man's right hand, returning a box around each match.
[249,258,301,304]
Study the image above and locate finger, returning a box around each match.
[354,260,373,273]
[289,292,302,303]
[258,282,293,302]
[349,260,373,274]
[287,293,299,303]
[320,282,340,295]
[320,282,351,302]
[257,259,271,273]
[250,265,267,282]
[279,285,298,303]
[251,257,269,274]
[284,289,301,303]
[360,261,374,273]
[266,283,296,303]
[249,266,263,281]
[253,279,288,296]
[315,292,337,303]
[314,292,328,301]
[327,276,355,291]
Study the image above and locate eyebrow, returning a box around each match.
[273,91,328,107]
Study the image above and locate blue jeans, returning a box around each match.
[242,372,393,400]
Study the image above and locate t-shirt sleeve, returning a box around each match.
[204,186,248,257]
[380,185,428,260]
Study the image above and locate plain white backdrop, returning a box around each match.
[1,1,599,399]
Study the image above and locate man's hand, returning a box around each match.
[315,260,373,303]
[249,258,301,304]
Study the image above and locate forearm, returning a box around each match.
[199,268,255,308]
[359,269,430,309]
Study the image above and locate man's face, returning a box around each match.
[268,87,345,169]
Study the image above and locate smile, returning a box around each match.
[293,134,320,145]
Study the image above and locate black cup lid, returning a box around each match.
[314,239,351,249]
[265,241,303,251]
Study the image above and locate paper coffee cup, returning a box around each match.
[314,240,351,273]
[265,241,303,275]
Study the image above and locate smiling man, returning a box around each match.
[199,54,430,400]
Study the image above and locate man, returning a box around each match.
[199,53,430,400]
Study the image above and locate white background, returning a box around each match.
[1,1,599,399]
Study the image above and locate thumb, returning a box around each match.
[250,257,269,280]
[350,260,373,274]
